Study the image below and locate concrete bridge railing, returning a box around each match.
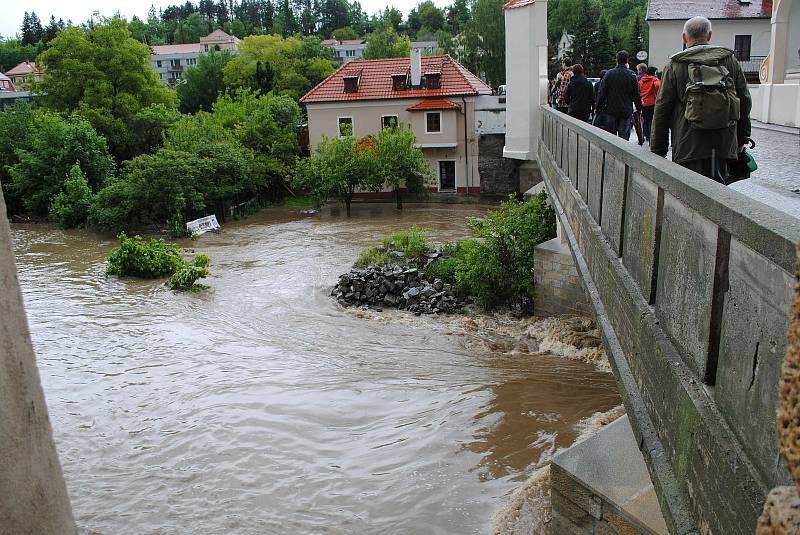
[538,106,800,535]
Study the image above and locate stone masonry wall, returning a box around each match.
[478,134,519,198]
[533,236,591,317]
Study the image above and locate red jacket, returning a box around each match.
[639,74,661,107]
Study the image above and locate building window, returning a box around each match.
[338,117,353,137]
[734,35,752,61]
[381,115,398,129]
[156,60,162,68]
[188,58,197,65]
[171,59,181,67]
[346,49,356,57]
[439,161,456,191]
[425,111,442,134]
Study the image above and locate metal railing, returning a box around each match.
[739,55,767,74]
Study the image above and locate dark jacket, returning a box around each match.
[596,65,642,118]
[564,74,594,119]
[650,43,752,163]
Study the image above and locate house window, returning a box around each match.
[171,59,181,67]
[381,115,398,129]
[439,161,456,191]
[188,58,197,65]
[338,117,353,137]
[425,111,442,133]
[156,60,162,68]
[204,44,209,52]
[346,50,356,57]
[734,35,752,61]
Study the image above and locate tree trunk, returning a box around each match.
[395,188,403,210]
[345,196,351,217]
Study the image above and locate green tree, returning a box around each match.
[293,135,381,216]
[363,25,410,60]
[0,39,39,72]
[223,34,335,100]
[129,103,182,156]
[569,0,602,74]
[331,26,358,40]
[36,19,176,161]
[461,0,506,88]
[0,101,36,215]
[9,111,113,217]
[376,124,430,210]
[49,164,93,228]
[177,50,234,113]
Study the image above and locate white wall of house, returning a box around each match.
[648,19,771,71]
[306,97,481,192]
[151,51,201,84]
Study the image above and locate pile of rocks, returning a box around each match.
[331,262,469,315]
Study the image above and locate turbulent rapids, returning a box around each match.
[11,203,621,534]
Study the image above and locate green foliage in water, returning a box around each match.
[382,226,429,259]
[354,246,395,268]
[167,255,211,290]
[49,164,93,229]
[353,226,431,268]
[425,192,556,311]
[106,234,210,290]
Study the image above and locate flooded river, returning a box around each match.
[11,203,620,534]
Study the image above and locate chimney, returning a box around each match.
[410,48,422,87]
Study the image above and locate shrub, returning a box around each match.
[106,234,185,278]
[354,246,395,268]
[49,164,93,229]
[423,192,556,311]
[167,255,210,290]
[106,234,210,290]
[382,226,429,259]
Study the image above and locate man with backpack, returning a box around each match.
[650,16,752,184]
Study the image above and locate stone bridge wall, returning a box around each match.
[538,106,800,535]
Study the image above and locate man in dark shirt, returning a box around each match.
[563,64,594,122]
[595,50,643,139]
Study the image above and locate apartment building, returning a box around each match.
[151,29,240,85]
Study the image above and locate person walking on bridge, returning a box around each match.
[595,50,642,140]
[650,16,752,184]
[564,64,594,123]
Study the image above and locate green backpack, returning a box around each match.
[684,62,741,130]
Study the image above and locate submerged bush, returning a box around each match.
[354,246,395,268]
[382,226,429,259]
[49,164,93,229]
[106,234,210,290]
[168,255,210,290]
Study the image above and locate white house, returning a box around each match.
[321,39,368,64]
[557,30,574,61]
[151,30,239,86]
[647,0,772,78]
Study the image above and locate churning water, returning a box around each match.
[11,203,620,534]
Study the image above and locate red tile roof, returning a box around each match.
[151,43,203,55]
[300,55,492,103]
[647,0,772,20]
[407,99,461,111]
[503,0,537,10]
[6,61,42,76]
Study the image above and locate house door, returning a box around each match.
[439,161,456,191]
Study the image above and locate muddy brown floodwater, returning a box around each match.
[11,203,620,534]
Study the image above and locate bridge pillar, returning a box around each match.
[0,189,75,533]
[502,0,548,161]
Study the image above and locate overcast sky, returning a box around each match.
[1,0,451,40]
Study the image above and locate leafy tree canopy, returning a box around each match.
[363,25,411,60]
[177,49,234,114]
[36,18,177,161]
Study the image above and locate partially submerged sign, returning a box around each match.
[186,215,220,235]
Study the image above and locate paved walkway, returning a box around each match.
[626,121,800,220]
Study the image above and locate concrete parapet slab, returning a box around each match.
[551,415,668,535]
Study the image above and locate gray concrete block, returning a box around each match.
[654,192,717,377]
[588,143,604,224]
[715,237,794,487]
[578,136,590,202]
[600,153,626,257]
[621,170,659,303]
[568,129,578,188]
[552,488,596,530]
[552,510,593,535]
